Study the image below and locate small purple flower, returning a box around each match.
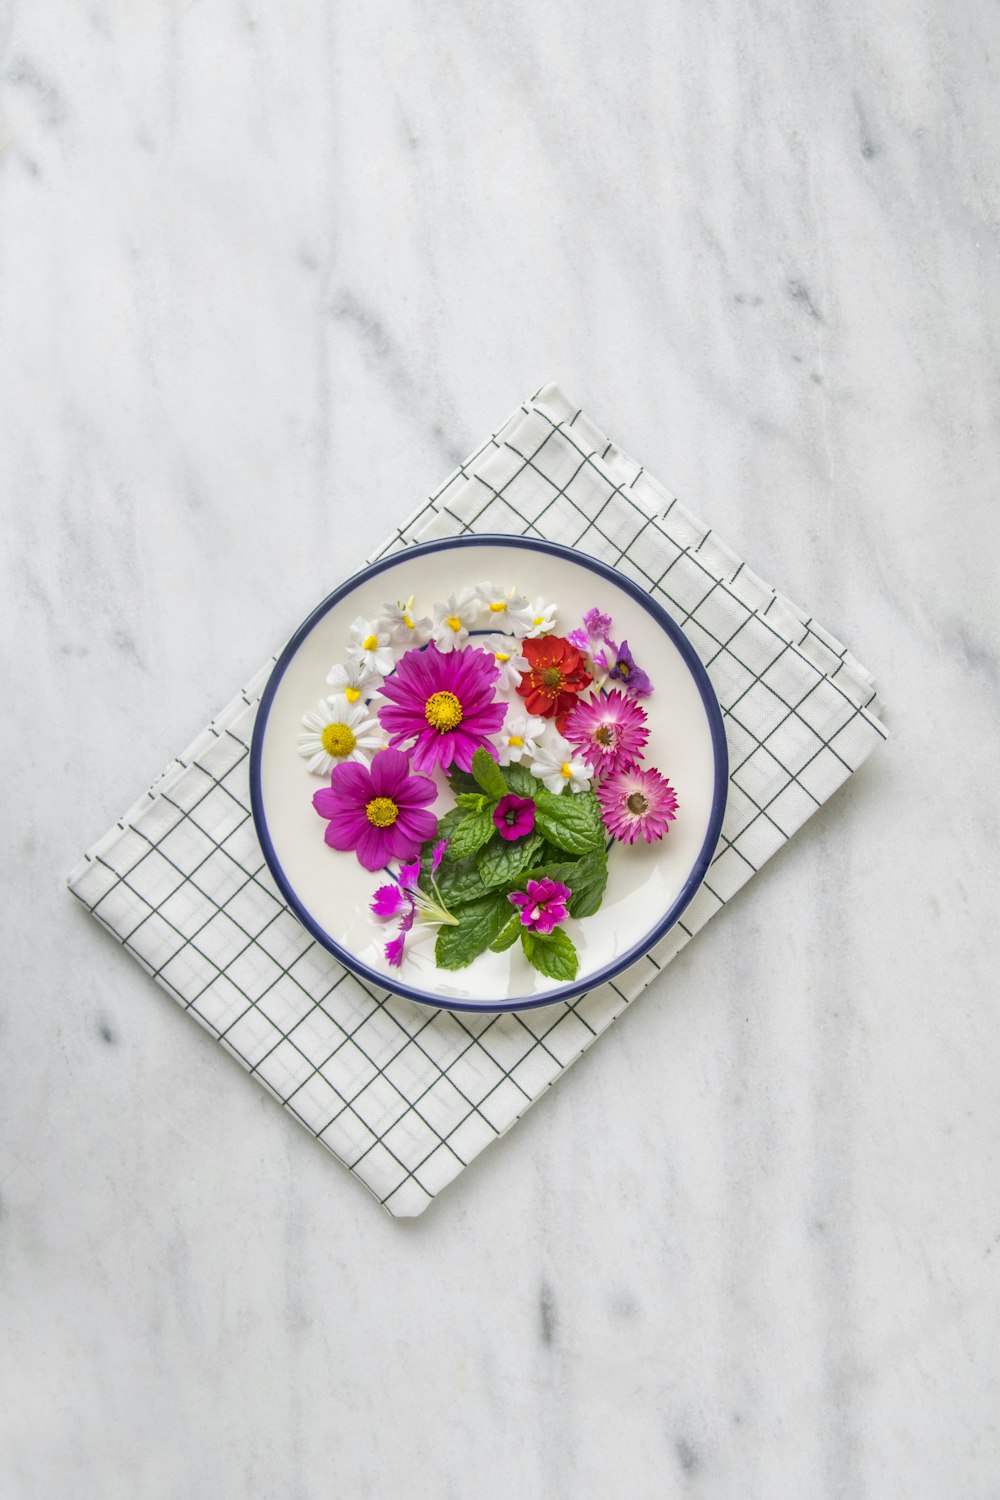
[604,638,653,697]
[370,846,459,968]
[567,606,614,668]
[371,883,409,918]
[431,838,449,875]
[493,793,536,842]
[508,877,571,935]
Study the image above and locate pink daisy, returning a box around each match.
[597,765,679,844]
[377,643,507,774]
[562,689,649,779]
[312,747,438,870]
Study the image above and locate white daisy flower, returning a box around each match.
[525,597,558,638]
[475,583,533,634]
[496,711,546,766]
[530,729,593,794]
[297,696,386,776]
[431,588,480,652]
[380,596,433,652]
[483,633,530,693]
[346,616,396,677]
[326,658,382,703]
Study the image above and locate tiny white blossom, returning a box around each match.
[530,729,593,794]
[346,616,396,678]
[297,696,386,776]
[431,588,480,652]
[483,633,530,693]
[326,658,381,702]
[475,583,533,634]
[379,597,433,652]
[496,711,546,766]
[524,597,558,638]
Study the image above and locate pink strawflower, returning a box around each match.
[508,877,571,935]
[597,765,678,844]
[313,747,437,871]
[377,643,507,774]
[493,793,536,842]
[562,689,649,779]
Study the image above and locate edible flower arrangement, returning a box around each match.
[298,586,678,982]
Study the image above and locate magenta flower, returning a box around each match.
[493,793,536,842]
[566,606,614,667]
[508,877,571,935]
[369,842,458,967]
[377,643,507,774]
[313,747,437,871]
[562,689,649,779]
[597,765,678,844]
[604,638,653,697]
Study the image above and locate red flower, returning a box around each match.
[516,635,593,724]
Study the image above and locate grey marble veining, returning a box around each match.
[1,1,998,1497]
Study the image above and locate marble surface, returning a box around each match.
[2,1,998,1495]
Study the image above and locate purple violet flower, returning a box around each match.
[567,606,614,668]
[493,793,536,842]
[604,638,653,697]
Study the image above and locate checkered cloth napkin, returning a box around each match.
[68,384,887,1217]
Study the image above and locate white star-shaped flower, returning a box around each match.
[379,597,433,652]
[326,658,382,702]
[524,597,558,638]
[431,588,480,652]
[529,729,593,794]
[346,616,396,678]
[475,583,533,634]
[496,711,546,766]
[483,633,530,693]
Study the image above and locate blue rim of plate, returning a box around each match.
[249,535,729,1013]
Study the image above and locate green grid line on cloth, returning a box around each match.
[67,383,888,1218]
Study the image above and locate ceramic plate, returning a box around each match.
[249,536,728,1012]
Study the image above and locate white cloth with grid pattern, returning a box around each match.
[67,384,888,1217]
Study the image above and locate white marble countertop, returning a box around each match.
[2,2,998,1496]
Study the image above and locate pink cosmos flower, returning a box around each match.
[597,765,678,844]
[493,793,536,842]
[562,689,649,779]
[377,643,507,774]
[313,747,437,871]
[508,877,571,935]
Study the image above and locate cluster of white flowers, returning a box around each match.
[298,583,562,779]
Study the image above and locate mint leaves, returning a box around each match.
[426,751,609,983]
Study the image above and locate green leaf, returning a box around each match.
[446,767,482,796]
[471,746,507,801]
[429,857,487,908]
[455,791,489,813]
[532,788,606,856]
[433,806,467,845]
[524,847,609,919]
[521,926,579,981]
[435,891,513,969]
[476,831,544,890]
[447,808,497,861]
[488,911,522,952]
[501,761,539,798]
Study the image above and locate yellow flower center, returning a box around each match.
[489,601,506,613]
[425,690,464,732]
[362,633,379,651]
[365,796,398,827]
[496,651,510,663]
[533,615,546,626]
[403,613,414,629]
[445,615,462,632]
[617,661,630,679]
[561,762,573,779]
[345,686,362,703]
[508,734,524,747]
[321,722,356,757]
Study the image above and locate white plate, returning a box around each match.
[250,536,728,1012]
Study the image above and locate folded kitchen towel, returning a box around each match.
[67,384,888,1217]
